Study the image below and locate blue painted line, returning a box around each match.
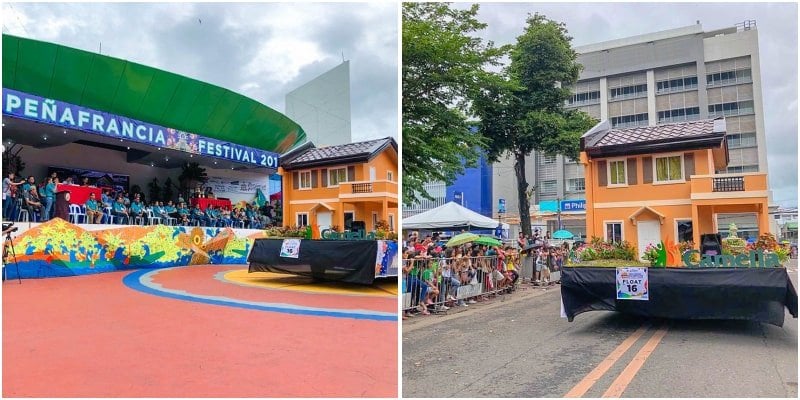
[122,269,397,322]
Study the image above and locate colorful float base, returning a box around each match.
[2,218,265,279]
[561,267,799,327]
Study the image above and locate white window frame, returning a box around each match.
[387,171,394,182]
[372,212,379,229]
[328,167,348,187]
[674,218,693,243]
[567,178,585,192]
[389,213,395,231]
[604,220,624,243]
[298,171,312,190]
[652,152,685,184]
[296,212,309,227]
[606,157,628,187]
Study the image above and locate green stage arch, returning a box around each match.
[2,34,306,153]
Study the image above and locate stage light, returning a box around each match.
[150,162,154,167]
[165,157,170,162]
[189,154,193,158]
[63,130,67,134]
[126,147,130,150]
[214,161,217,165]
[157,147,161,151]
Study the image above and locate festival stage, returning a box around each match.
[560,267,799,327]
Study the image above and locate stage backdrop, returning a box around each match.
[3,218,267,279]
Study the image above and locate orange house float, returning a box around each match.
[279,137,398,236]
[580,118,770,261]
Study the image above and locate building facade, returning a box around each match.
[493,21,769,238]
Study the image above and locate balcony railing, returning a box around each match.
[352,183,373,193]
[713,176,745,192]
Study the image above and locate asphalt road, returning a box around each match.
[402,261,798,398]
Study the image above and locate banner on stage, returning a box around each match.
[616,267,649,300]
[279,239,301,258]
[207,176,269,195]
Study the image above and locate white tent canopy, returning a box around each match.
[403,201,500,230]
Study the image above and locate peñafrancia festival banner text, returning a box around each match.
[2,88,279,168]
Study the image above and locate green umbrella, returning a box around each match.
[552,230,575,240]
[474,236,502,246]
[446,232,480,247]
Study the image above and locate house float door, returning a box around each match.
[637,220,661,261]
[317,211,332,232]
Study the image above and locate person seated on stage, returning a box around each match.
[232,208,246,227]
[244,204,258,229]
[63,176,75,185]
[205,187,216,199]
[129,194,146,224]
[112,196,130,224]
[191,204,206,226]
[150,201,162,217]
[177,202,191,226]
[81,177,90,187]
[23,186,43,221]
[164,200,177,219]
[177,194,186,204]
[204,205,219,227]
[219,207,233,227]
[193,185,203,199]
[84,192,103,224]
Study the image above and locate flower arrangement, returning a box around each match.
[576,237,637,262]
[643,243,659,266]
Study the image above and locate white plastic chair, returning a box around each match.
[68,204,86,224]
[146,209,162,225]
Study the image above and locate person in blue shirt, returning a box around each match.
[21,176,35,194]
[41,177,56,221]
[177,202,190,226]
[84,192,103,224]
[112,196,129,224]
[204,205,219,227]
[129,194,145,224]
[219,207,232,227]
[191,204,207,226]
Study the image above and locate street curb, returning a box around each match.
[402,283,561,333]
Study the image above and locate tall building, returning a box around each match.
[285,61,352,147]
[493,21,770,239]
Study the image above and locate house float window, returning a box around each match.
[655,155,683,182]
[606,222,623,243]
[609,160,627,186]
[296,213,309,227]
[328,168,348,186]
[299,171,312,189]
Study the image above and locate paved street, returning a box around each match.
[403,261,798,398]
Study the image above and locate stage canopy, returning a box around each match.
[403,201,500,230]
[2,34,306,171]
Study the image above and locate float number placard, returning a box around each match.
[280,239,302,259]
[616,267,649,300]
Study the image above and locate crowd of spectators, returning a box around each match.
[402,232,521,319]
[2,171,280,228]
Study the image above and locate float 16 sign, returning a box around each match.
[2,88,279,168]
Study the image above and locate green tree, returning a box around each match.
[474,14,596,236]
[402,2,504,204]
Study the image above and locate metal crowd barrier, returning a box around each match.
[402,255,521,313]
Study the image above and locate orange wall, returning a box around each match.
[590,149,710,205]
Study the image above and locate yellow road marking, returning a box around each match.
[601,324,670,398]
[564,323,651,398]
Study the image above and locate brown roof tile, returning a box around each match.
[594,119,717,147]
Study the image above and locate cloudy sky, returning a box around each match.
[2,2,398,143]
[455,2,797,208]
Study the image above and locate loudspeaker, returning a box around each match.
[700,233,722,256]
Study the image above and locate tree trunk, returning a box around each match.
[514,151,532,237]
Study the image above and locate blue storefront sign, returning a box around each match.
[560,199,586,212]
[2,88,280,168]
[454,191,464,206]
[539,200,559,213]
